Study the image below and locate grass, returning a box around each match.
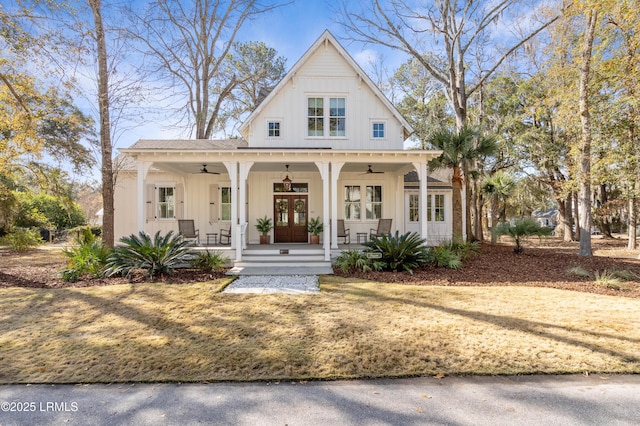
[1,276,639,384]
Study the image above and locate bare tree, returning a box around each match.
[339,0,560,131]
[130,0,287,139]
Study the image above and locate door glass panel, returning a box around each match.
[276,198,289,226]
[409,194,419,222]
[293,198,306,225]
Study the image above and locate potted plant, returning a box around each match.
[307,217,323,244]
[255,216,273,244]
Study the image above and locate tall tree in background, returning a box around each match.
[88,0,115,247]
[131,0,286,139]
[339,0,559,130]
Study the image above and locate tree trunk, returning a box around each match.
[474,183,484,241]
[464,169,474,241]
[628,197,637,250]
[451,166,463,239]
[573,191,580,241]
[578,9,597,257]
[89,0,114,248]
[599,183,612,237]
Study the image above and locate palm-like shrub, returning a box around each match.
[61,231,111,282]
[363,231,429,274]
[439,238,480,260]
[334,249,384,273]
[105,230,194,279]
[191,250,228,272]
[495,218,553,254]
[0,227,42,251]
[425,246,462,269]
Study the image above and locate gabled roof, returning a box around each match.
[128,139,247,150]
[238,30,413,140]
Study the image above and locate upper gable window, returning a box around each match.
[329,98,346,136]
[267,120,281,138]
[307,96,346,138]
[372,122,385,139]
[308,98,324,136]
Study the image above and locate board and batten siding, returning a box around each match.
[247,42,404,150]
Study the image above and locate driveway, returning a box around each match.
[1,375,639,425]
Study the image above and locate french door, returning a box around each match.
[274,195,308,243]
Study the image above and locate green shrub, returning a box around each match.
[334,249,384,273]
[425,245,462,269]
[0,227,43,251]
[191,250,228,272]
[61,232,111,282]
[495,219,553,254]
[439,238,480,260]
[104,230,194,279]
[363,231,429,274]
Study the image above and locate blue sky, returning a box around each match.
[120,0,409,148]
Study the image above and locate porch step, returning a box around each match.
[227,252,333,276]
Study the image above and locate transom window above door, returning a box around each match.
[307,96,346,137]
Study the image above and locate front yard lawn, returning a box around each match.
[1,276,639,383]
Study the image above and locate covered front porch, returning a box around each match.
[117,146,444,267]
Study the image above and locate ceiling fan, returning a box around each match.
[197,164,220,175]
[360,164,384,175]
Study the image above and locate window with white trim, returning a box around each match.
[372,122,385,139]
[366,185,382,220]
[157,186,175,219]
[427,194,445,222]
[329,97,346,136]
[344,186,361,220]
[307,96,346,137]
[267,121,281,138]
[307,98,324,136]
[220,187,232,221]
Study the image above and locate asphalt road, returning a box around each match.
[1,375,639,425]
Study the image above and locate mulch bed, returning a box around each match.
[1,240,640,298]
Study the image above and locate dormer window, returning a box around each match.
[307,96,346,137]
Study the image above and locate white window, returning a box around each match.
[409,194,419,222]
[307,98,324,136]
[307,96,346,137]
[267,121,281,138]
[427,194,445,222]
[329,97,346,136]
[372,122,385,139]
[366,185,382,220]
[157,186,175,219]
[220,187,231,221]
[344,186,361,220]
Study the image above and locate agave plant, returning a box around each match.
[363,231,429,274]
[104,230,194,279]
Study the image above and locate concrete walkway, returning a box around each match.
[1,375,639,425]
[223,275,320,294]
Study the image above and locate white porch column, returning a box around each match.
[223,161,238,250]
[237,161,253,261]
[413,162,429,242]
[330,162,345,249]
[137,161,152,234]
[315,161,330,261]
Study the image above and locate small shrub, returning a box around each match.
[495,219,553,254]
[61,232,111,282]
[439,238,480,260]
[566,266,591,278]
[0,227,43,251]
[105,230,194,279]
[334,249,383,273]
[363,231,429,274]
[594,269,629,290]
[426,246,462,269]
[191,250,228,272]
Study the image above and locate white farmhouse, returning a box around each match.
[114,30,453,273]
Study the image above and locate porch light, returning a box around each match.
[282,164,293,192]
